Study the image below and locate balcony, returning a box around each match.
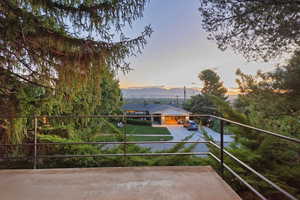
[0,115,299,200]
[0,166,241,200]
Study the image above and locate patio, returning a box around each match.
[0,166,241,200]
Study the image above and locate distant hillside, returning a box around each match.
[122,86,239,98]
[121,87,200,99]
[121,87,239,105]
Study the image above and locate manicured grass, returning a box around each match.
[94,135,173,142]
[120,125,171,135]
[93,125,172,142]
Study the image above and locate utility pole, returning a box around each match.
[183,86,186,103]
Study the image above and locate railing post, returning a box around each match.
[34,116,37,169]
[123,114,127,167]
[220,119,224,177]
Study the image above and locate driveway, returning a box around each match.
[138,125,234,152]
[200,127,235,143]
[139,126,207,152]
[166,126,204,141]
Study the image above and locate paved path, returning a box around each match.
[166,125,234,143]
[167,126,205,141]
[200,127,235,143]
[139,125,234,152]
[128,134,171,137]
[140,126,206,152]
[102,134,170,137]
[101,125,234,152]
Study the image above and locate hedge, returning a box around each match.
[126,119,152,126]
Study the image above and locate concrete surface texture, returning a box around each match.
[0,166,241,200]
[167,125,204,141]
[166,125,234,143]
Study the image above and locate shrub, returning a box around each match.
[126,119,152,126]
[40,126,72,138]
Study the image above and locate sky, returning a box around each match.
[118,0,279,89]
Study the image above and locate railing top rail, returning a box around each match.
[0,141,210,146]
[209,153,267,200]
[208,115,300,144]
[1,114,298,200]
[209,141,298,200]
[0,114,210,118]
[1,114,299,144]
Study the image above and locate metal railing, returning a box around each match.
[0,114,299,200]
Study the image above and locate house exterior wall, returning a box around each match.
[125,110,148,115]
[161,116,165,124]
[122,104,190,125]
[164,116,187,125]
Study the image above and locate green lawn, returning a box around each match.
[120,125,171,135]
[93,125,172,142]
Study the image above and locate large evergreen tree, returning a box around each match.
[199,69,227,99]
[0,0,151,91]
[0,0,152,143]
[199,0,300,60]
[184,69,227,115]
[210,53,300,199]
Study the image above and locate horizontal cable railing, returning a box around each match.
[1,114,299,143]
[0,115,299,200]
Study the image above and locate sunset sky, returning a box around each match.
[118,0,280,89]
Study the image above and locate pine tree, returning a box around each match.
[0,0,152,90]
[199,69,227,99]
[199,0,300,60]
[209,54,300,199]
[184,69,227,115]
[0,0,152,143]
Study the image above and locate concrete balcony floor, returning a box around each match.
[0,166,241,200]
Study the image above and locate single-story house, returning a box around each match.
[122,104,190,125]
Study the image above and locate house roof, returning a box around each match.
[122,104,190,115]
[122,104,149,112]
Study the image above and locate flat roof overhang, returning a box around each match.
[0,166,241,200]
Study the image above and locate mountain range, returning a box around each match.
[121,86,239,99]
